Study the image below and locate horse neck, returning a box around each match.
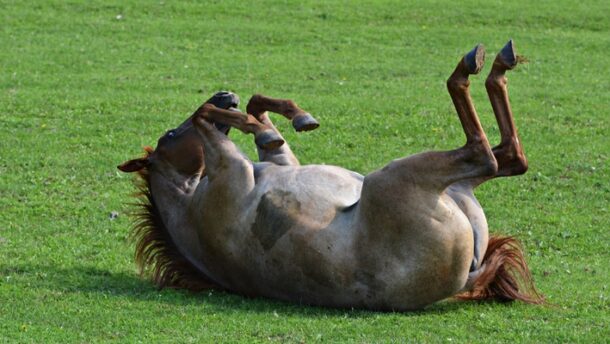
[149,174,206,269]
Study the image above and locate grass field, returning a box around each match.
[1,0,608,342]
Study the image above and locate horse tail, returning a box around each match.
[456,235,544,304]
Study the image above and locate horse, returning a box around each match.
[118,40,543,311]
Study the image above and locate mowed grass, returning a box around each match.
[1,0,608,342]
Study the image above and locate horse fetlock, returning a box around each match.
[485,74,507,91]
[447,46,483,90]
[446,77,471,92]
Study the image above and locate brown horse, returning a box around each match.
[118,40,543,311]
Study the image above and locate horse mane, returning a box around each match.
[456,235,544,304]
[129,160,219,292]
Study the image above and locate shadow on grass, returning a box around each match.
[1,263,490,317]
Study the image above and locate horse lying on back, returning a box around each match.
[118,40,543,311]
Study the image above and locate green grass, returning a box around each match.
[1,0,608,342]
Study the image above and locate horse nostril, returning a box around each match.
[206,91,240,110]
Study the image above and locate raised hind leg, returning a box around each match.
[359,45,498,230]
[454,40,528,188]
[486,39,528,177]
[448,40,529,272]
[365,45,497,194]
[370,44,497,191]
[361,45,497,199]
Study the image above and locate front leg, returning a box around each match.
[246,94,322,165]
[196,103,284,151]
[246,94,320,132]
[254,112,300,166]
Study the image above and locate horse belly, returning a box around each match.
[251,164,363,228]
[238,165,365,304]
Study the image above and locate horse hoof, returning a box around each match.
[464,44,485,75]
[497,39,517,69]
[255,130,285,150]
[292,113,320,132]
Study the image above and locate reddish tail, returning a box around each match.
[457,235,544,304]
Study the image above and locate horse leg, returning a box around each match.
[244,95,312,165]
[254,112,301,166]
[371,44,497,191]
[188,110,265,290]
[455,40,528,187]
[486,39,528,177]
[195,103,285,150]
[448,40,528,273]
[246,94,320,132]
[454,46,543,303]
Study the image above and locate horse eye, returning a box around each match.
[167,130,176,138]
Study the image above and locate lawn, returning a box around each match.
[1,0,608,342]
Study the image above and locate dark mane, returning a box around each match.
[129,161,219,292]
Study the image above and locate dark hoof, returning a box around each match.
[464,44,486,74]
[255,130,285,150]
[292,113,320,132]
[497,39,517,69]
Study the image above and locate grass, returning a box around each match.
[1,0,608,342]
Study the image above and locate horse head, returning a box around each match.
[117,91,241,191]
[115,93,243,292]
[118,115,205,193]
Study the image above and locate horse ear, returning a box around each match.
[117,157,149,173]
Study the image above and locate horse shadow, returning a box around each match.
[1,263,483,317]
